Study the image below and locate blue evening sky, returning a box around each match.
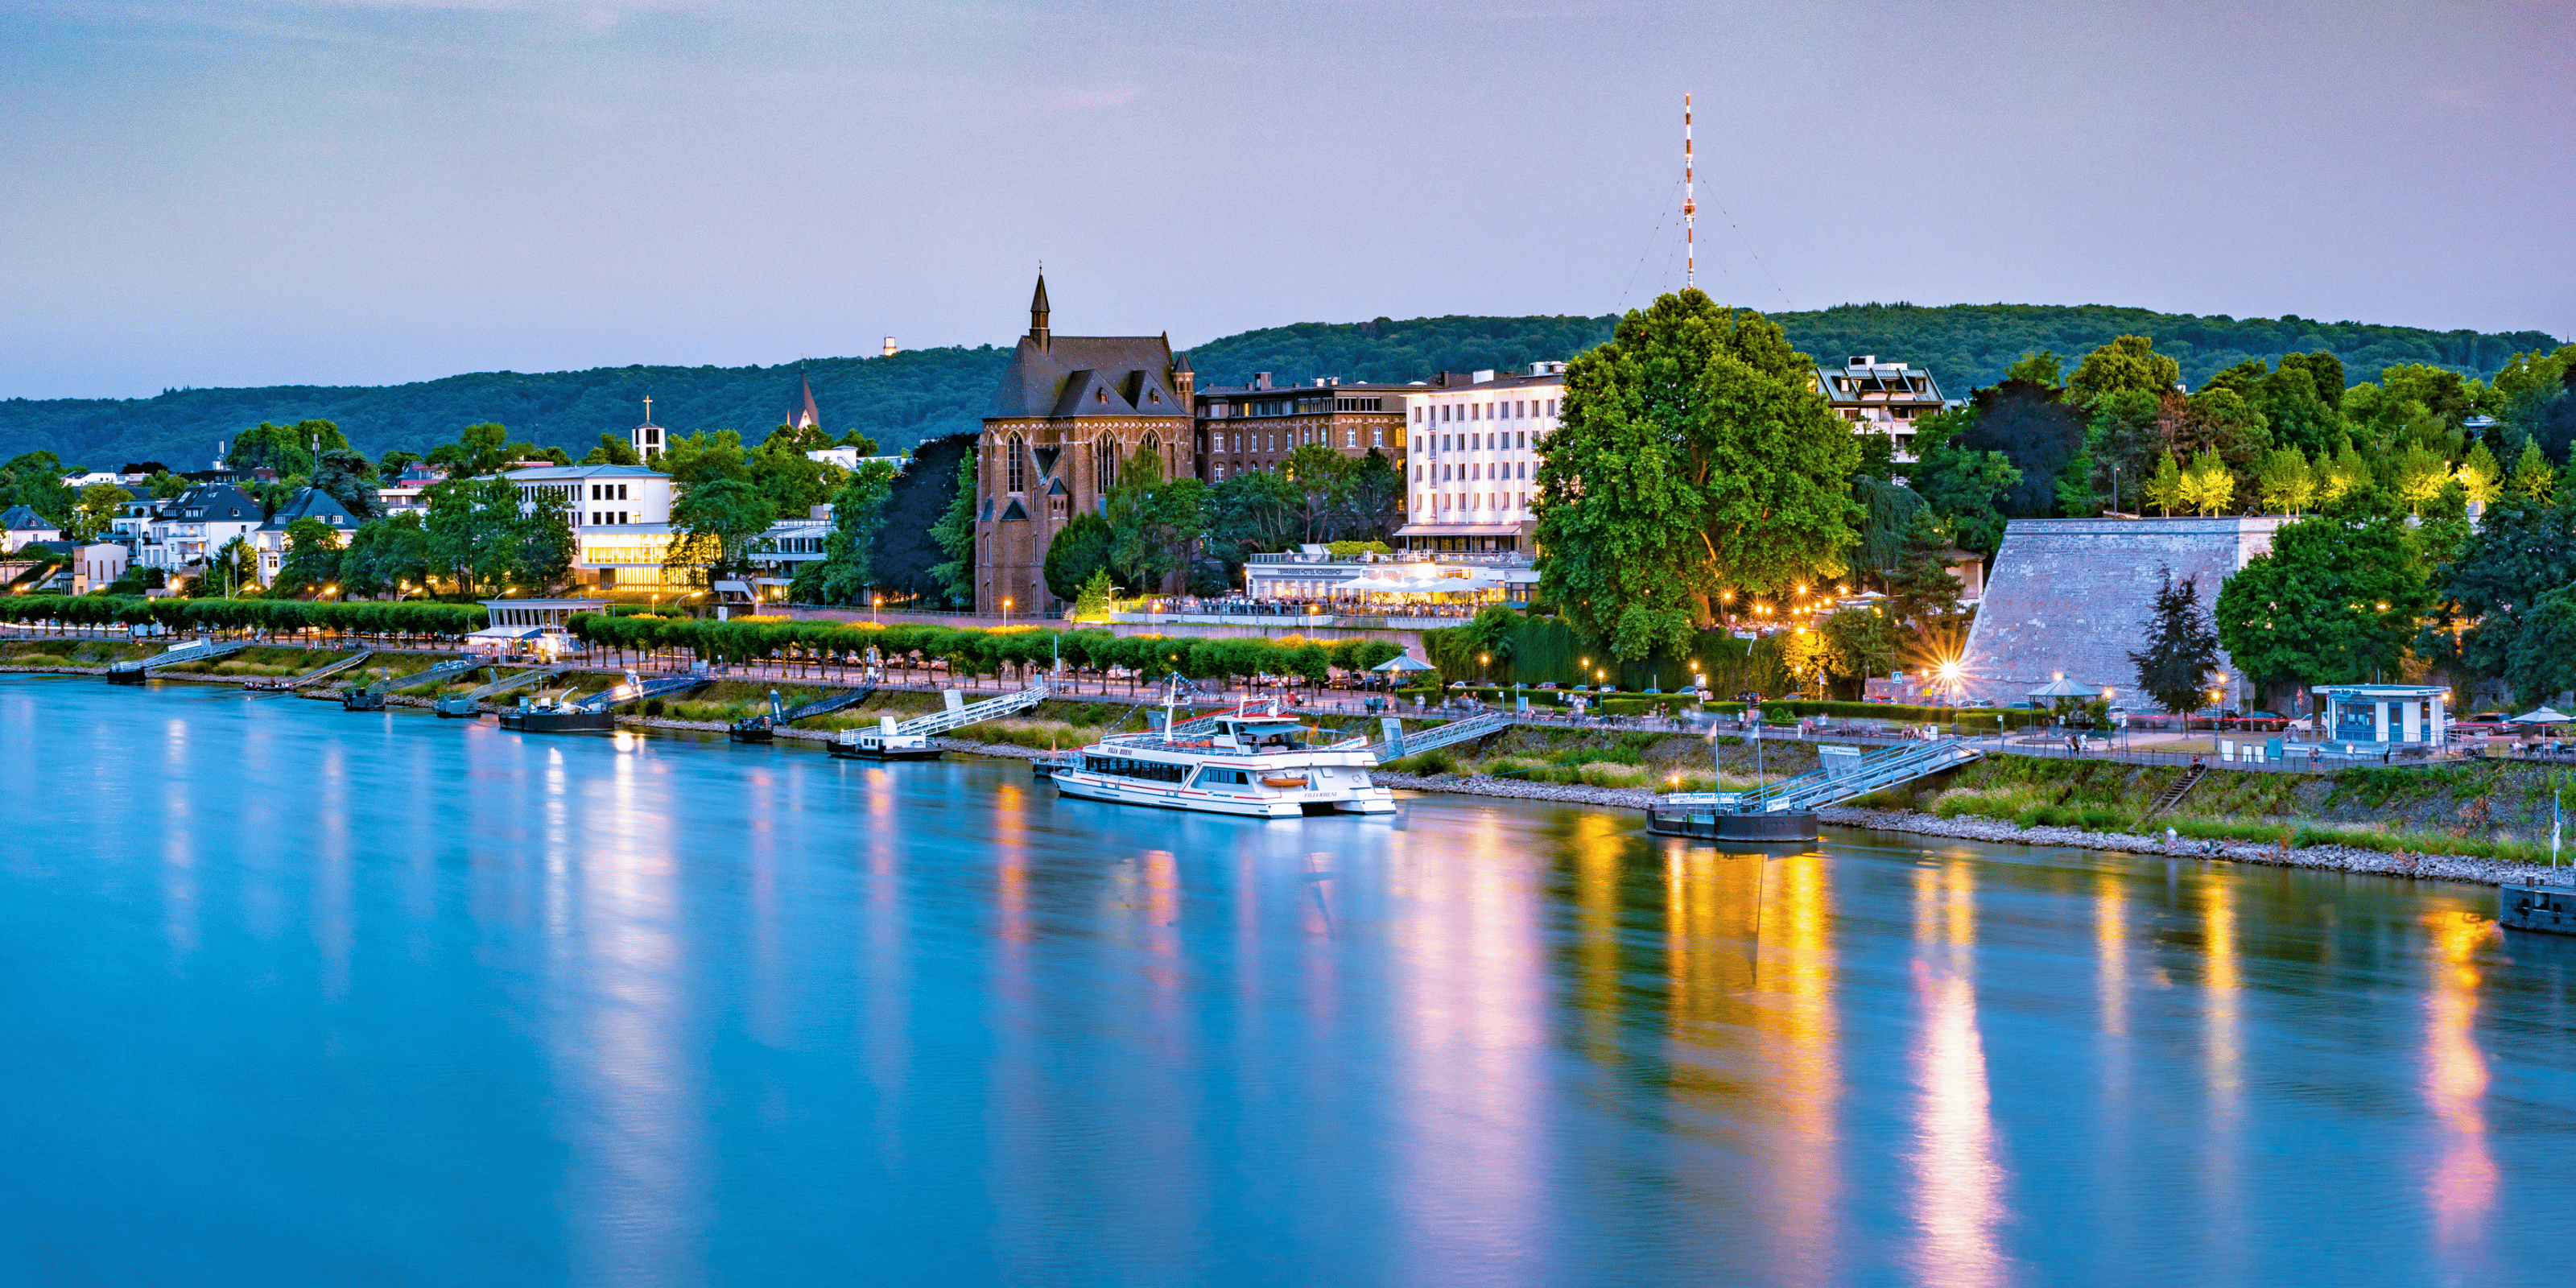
[2,0,2568,398]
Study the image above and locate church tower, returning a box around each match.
[631,396,663,460]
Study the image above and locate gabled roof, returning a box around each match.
[171,485,261,522]
[258,486,358,531]
[998,498,1030,522]
[1,504,53,530]
[1045,477,1070,496]
[989,335,1188,419]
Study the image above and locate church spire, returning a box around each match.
[1029,270,1051,350]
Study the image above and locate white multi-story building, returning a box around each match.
[122,484,265,571]
[1813,355,1951,463]
[1394,362,1565,555]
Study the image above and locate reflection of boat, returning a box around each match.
[1051,689,1395,819]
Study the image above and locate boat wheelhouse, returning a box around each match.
[1050,700,1396,818]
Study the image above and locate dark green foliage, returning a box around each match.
[1042,511,1115,601]
[311,448,383,522]
[2217,513,2433,688]
[2129,564,2221,714]
[0,450,75,526]
[14,307,2549,490]
[871,432,974,601]
[924,450,979,608]
[1959,378,2087,516]
[0,595,485,635]
[1852,477,1928,580]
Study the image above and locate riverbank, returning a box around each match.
[19,663,2562,888]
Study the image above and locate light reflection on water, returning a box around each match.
[3,675,2574,1286]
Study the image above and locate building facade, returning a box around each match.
[1397,364,1566,553]
[253,486,360,584]
[1192,375,1412,483]
[1813,355,1950,463]
[972,275,1195,614]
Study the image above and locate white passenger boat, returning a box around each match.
[1050,696,1397,818]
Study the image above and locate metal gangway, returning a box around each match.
[1690,740,1984,815]
[436,664,568,716]
[890,681,1050,737]
[568,670,712,713]
[279,648,374,688]
[345,656,489,709]
[106,637,254,682]
[731,685,876,741]
[1366,712,1513,762]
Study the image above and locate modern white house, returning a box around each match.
[1397,362,1566,554]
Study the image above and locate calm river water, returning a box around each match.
[4,675,2574,1286]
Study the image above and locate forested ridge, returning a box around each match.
[5,304,2557,473]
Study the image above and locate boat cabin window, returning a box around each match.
[1193,766,1253,791]
[1084,755,1188,783]
[1224,720,1307,750]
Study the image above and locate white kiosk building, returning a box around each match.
[2314,684,2450,749]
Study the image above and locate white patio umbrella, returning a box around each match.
[2510,707,2572,725]
[1370,652,1438,673]
[2028,676,2095,700]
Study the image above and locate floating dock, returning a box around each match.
[2500,883,2576,935]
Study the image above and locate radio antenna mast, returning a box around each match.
[1683,92,1696,291]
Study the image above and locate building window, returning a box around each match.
[1008,434,1026,493]
[1373,427,1385,448]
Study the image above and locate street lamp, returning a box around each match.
[1002,597,1013,627]
[872,594,882,627]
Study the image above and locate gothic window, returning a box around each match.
[1008,434,1026,493]
[1141,431,1163,479]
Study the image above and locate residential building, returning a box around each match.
[377,462,448,516]
[805,447,909,473]
[1814,355,1950,462]
[2,504,60,552]
[253,487,361,584]
[1397,363,1567,554]
[133,484,265,570]
[1193,374,1412,484]
[498,464,675,592]
[972,274,1195,614]
[23,542,129,594]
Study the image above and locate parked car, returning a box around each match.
[1535,682,1558,691]
[2453,711,2514,734]
[1736,691,1765,704]
[2225,710,2289,732]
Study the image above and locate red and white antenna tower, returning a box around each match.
[1682,93,1696,291]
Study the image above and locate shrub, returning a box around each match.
[645,699,665,716]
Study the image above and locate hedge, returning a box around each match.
[564,616,1408,686]
[0,595,486,638]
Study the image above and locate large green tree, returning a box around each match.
[925,454,978,608]
[423,477,526,595]
[273,517,344,597]
[2426,491,2576,699]
[2128,565,2222,714]
[337,513,430,599]
[1042,511,1116,602]
[2068,335,2181,403]
[2215,514,2430,688]
[1106,445,1208,595]
[311,448,384,522]
[1534,289,1860,660]
[791,459,899,605]
[664,477,774,587]
[229,419,352,478]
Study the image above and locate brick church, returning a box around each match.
[974,274,1195,616]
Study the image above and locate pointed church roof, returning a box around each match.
[1030,272,1050,319]
[797,373,821,430]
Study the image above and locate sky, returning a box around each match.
[3,0,2570,399]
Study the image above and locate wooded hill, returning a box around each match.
[6,304,2557,473]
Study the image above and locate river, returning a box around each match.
[3,674,2572,1286]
